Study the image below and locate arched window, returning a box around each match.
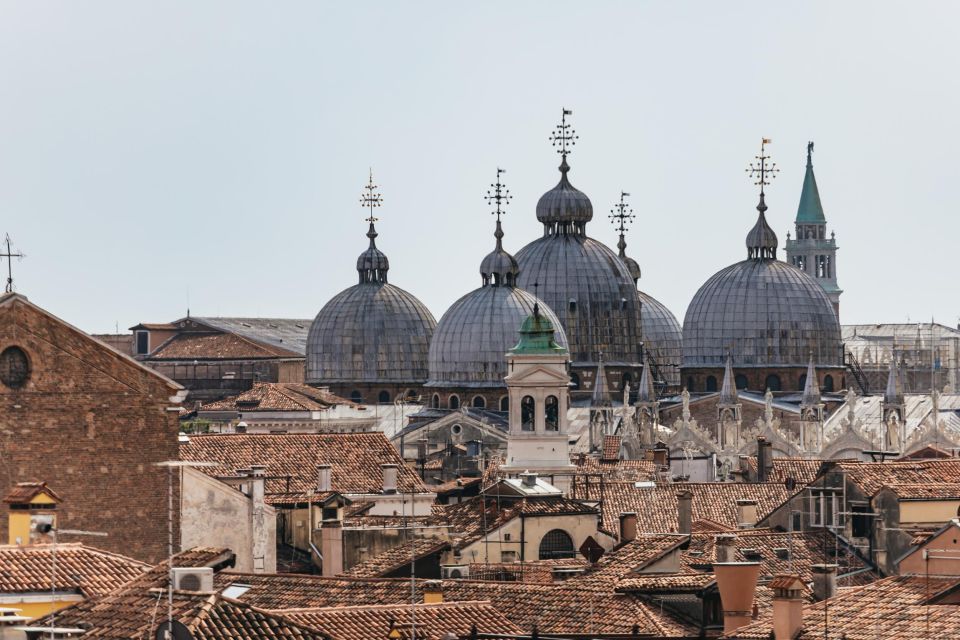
[705,376,718,392]
[765,375,782,392]
[735,374,748,390]
[350,390,363,403]
[499,396,509,412]
[378,390,391,404]
[539,529,575,560]
[545,395,559,431]
[472,395,486,409]
[823,375,835,392]
[521,396,535,431]
[798,375,807,391]
[570,373,581,390]
[449,395,460,410]
[431,394,440,409]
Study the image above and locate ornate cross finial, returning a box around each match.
[360,168,382,225]
[484,167,511,223]
[609,191,634,235]
[1,234,25,294]
[549,108,577,157]
[746,138,779,195]
[532,281,540,317]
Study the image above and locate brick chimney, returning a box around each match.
[676,490,693,535]
[713,561,761,635]
[619,512,638,543]
[736,499,758,529]
[249,465,267,573]
[756,437,773,482]
[321,519,343,576]
[714,533,737,564]
[770,574,807,640]
[811,564,838,601]
[317,464,332,493]
[423,579,443,604]
[381,464,398,494]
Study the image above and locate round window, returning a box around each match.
[451,424,463,435]
[0,346,30,389]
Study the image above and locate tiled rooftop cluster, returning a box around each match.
[0,543,149,597]
[201,383,358,412]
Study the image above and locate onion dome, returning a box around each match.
[428,173,567,388]
[307,174,436,385]
[536,156,594,232]
[515,112,643,367]
[746,194,778,260]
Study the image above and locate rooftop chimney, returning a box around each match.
[423,579,443,604]
[520,471,538,488]
[249,465,267,573]
[770,574,807,640]
[321,519,343,577]
[713,561,761,635]
[677,490,693,535]
[317,464,332,493]
[381,464,398,495]
[652,448,668,467]
[736,499,758,529]
[811,563,838,602]
[756,437,772,482]
[714,533,737,564]
[619,512,638,543]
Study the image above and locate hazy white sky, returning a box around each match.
[1,2,958,333]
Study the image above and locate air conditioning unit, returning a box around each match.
[440,564,469,579]
[171,567,214,592]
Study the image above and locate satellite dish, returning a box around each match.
[156,620,193,640]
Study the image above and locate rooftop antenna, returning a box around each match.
[34,525,108,639]
[1,234,25,294]
[155,461,216,640]
[549,108,577,159]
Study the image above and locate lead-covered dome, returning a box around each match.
[307,214,436,384]
[428,216,567,387]
[683,198,842,368]
[639,290,683,386]
[536,157,593,229]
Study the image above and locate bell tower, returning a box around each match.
[502,304,575,488]
[785,142,842,317]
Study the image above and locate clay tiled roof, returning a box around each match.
[0,543,148,596]
[180,433,428,495]
[690,518,736,533]
[880,482,960,500]
[571,455,657,482]
[438,496,597,549]
[571,481,798,536]
[45,589,331,640]
[202,383,358,412]
[728,575,960,639]
[341,538,450,578]
[215,574,419,610]
[431,477,482,495]
[151,331,303,360]
[602,435,622,461]
[278,602,520,640]
[467,558,589,584]
[743,457,824,485]
[831,459,960,496]
[3,481,62,504]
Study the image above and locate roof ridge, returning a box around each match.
[272,600,497,614]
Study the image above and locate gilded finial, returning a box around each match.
[609,191,634,255]
[484,167,511,223]
[549,108,577,161]
[746,138,779,201]
[1,234,25,294]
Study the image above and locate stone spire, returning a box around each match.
[637,351,657,404]
[884,354,905,408]
[801,354,821,407]
[796,142,826,223]
[719,353,739,405]
[592,353,612,407]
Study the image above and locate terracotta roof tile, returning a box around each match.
[180,433,428,495]
[202,383,357,412]
[742,457,824,485]
[602,435,622,461]
[571,481,798,536]
[151,331,302,360]
[832,459,960,496]
[216,574,418,610]
[279,602,520,640]
[880,482,960,500]
[3,481,62,504]
[341,538,450,578]
[0,543,148,596]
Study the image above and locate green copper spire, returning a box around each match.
[795,141,826,224]
[511,302,568,355]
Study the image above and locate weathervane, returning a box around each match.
[746,138,779,196]
[360,169,382,225]
[484,168,511,223]
[1,234,24,294]
[549,108,577,157]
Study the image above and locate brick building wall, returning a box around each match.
[0,294,183,563]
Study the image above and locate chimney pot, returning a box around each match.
[619,512,638,543]
[317,464,332,493]
[714,533,737,564]
[520,471,538,488]
[676,491,693,535]
[771,574,807,640]
[381,464,398,494]
[811,563,838,601]
[713,562,762,635]
[736,499,758,529]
